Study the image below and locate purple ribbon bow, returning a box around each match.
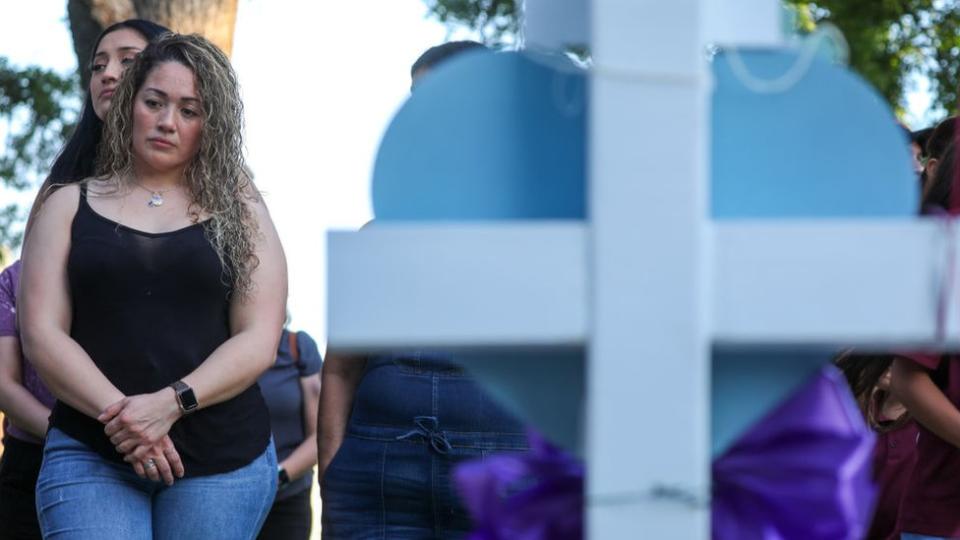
[455,365,875,540]
[712,365,877,539]
[454,429,584,540]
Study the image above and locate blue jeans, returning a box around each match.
[36,427,277,539]
[321,354,528,539]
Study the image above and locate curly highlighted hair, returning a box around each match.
[96,33,260,297]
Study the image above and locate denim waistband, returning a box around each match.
[347,416,528,452]
[351,356,527,436]
[366,353,467,376]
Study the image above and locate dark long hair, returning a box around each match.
[835,353,892,404]
[25,19,169,238]
[921,141,957,214]
[45,19,170,185]
[834,352,908,431]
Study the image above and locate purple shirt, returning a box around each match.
[898,354,960,537]
[867,419,917,540]
[0,260,55,444]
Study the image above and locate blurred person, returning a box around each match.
[409,40,485,91]
[835,353,917,539]
[0,19,169,540]
[921,117,957,198]
[319,41,529,539]
[920,141,956,214]
[257,319,322,540]
[893,138,960,539]
[20,33,286,539]
[911,127,934,177]
[0,260,52,540]
[901,124,926,179]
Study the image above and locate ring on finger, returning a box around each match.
[144,459,157,469]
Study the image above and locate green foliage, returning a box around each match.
[0,204,22,255]
[423,0,518,45]
[0,57,80,250]
[427,0,960,118]
[784,1,960,117]
[0,57,79,189]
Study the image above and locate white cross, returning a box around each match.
[327,0,927,537]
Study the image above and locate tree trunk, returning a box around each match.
[133,0,238,57]
[67,0,238,90]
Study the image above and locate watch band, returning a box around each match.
[169,380,198,414]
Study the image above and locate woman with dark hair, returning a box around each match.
[43,19,169,189]
[835,353,916,539]
[920,141,956,214]
[21,33,286,538]
[920,117,957,200]
[0,19,168,540]
[893,132,960,540]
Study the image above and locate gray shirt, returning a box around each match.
[258,329,322,498]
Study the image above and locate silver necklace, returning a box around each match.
[135,183,176,208]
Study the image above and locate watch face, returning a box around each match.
[172,381,198,412]
[180,387,198,410]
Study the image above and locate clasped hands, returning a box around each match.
[98,387,185,485]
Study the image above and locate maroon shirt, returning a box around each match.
[898,354,960,537]
[867,418,917,540]
[0,260,56,444]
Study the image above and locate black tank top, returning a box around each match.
[50,185,271,476]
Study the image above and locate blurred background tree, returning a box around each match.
[0,60,77,260]
[423,0,518,45]
[783,0,960,117]
[0,0,238,258]
[68,0,239,89]
[2,0,959,255]
[425,0,960,116]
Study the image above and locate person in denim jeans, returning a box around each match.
[36,428,277,539]
[21,33,287,539]
[318,42,528,539]
[319,354,528,539]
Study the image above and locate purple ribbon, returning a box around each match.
[712,365,877,540]
[453,430,584,540]
[455,365,875,539]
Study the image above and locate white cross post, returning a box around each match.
[588,0,708,536]
[327,0,938,537]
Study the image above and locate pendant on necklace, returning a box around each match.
[148,192,164,208]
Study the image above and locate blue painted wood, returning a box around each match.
[370,47,908,456]
[711,49,916,455]
[712,49,918,219]
[370,50,588,450]
[712,349,828,456]
[453,349,584,453]
[372,50,587,221]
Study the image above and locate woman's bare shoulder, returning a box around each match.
[40,182,81,213]
[242,184,273,224]
[26,183,81,243]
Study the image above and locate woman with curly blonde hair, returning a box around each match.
[20,33,286,539]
